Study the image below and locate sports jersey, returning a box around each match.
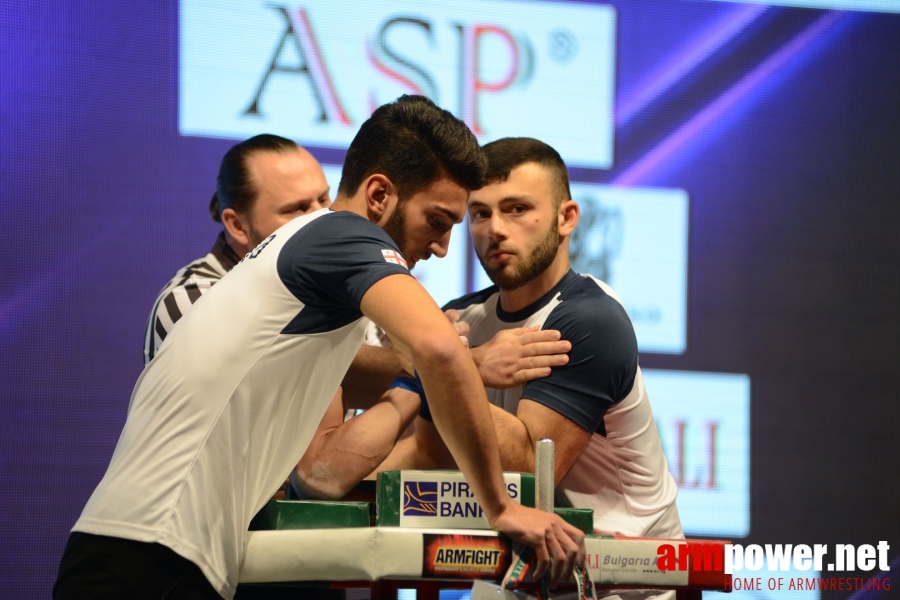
[445,270,680,538]
[73,209,411,599]
[143,232,240,365]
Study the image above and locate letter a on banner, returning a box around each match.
[244,6,351,124]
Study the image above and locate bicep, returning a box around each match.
[516,399,593,485]
[359,274,459,357]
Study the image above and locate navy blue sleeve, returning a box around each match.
[442,286,498,312]
[521,291,638,435]
[277,212,412,311]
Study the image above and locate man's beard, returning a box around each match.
[381,199,410,262]
[478,220,559,291]
[246,220,266,250]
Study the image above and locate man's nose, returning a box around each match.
[430,233,450,259]
[487,213,508,239]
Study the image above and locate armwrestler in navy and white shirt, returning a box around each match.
[55,98,585,600]
[378,137,681,600]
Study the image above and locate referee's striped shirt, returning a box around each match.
[143,232,240,365]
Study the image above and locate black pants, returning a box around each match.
[54,532,223,600]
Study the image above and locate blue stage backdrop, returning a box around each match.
[1,1,898,597]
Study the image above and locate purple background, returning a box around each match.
[1,1,899,597]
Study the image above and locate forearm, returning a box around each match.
[359,275,513,524]
[416,343,511,523]
[341,344,404,410]
[374,418,456,474]
[292,388,420,499]
[488,404,537,474]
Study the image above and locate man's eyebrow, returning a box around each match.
[468,195,534,208]
[433,205,465,224]
[499,194,535,204]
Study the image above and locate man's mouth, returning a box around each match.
[487,247,516,261]
[409,253,430,268]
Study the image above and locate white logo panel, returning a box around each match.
[644,369,751,538]
[180,0,616,167]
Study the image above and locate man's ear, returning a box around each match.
[363,174,396,223]
[222,208,251,248]
[558,199,580,237]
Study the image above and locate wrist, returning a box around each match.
[385,387,421,425]
[484,493,515,527]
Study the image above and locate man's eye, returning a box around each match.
[510,205,526,214]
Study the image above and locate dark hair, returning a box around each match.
[209,134,299,223]
[337,95,486,202]
[481,137,571,207]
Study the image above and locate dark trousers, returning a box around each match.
[54,532,223,600]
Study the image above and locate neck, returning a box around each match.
[331,196,369,220]
[497,251,571,314]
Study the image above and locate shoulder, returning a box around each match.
[544,274,637,360]
[291,210,398,248]
[275,210,411,308]
[442,285,499,312]
[278,210,404,270]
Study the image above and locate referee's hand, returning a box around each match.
[489,502,585,587]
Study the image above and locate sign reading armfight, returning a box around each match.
[179,0,616,168]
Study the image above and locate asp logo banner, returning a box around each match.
[179,0,616,168]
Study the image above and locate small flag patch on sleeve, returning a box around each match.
[381,249,408,269]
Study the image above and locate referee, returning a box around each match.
[143,134,331,366]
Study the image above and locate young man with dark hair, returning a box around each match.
[379,136,682,599]
[56,100,585,599]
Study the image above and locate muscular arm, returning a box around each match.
[341,344,404,410]
[360,275,512,520]
[377,401,591,487]
[361,275,586,583]
[489,400,592,485]
[375,414,456,473]
[291,385,421,499]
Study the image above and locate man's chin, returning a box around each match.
[484,267,515,290]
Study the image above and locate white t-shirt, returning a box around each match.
[445,271,680,537]
[73,209,411,598]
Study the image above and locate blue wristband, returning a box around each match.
[389,375,423,395]
[388,374,432,422]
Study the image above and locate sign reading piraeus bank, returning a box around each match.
[179,0,616,168]
[400,471,523,529]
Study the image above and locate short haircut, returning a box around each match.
[481,137,571,207]
[337,95,486,202]
[209,134,299,223]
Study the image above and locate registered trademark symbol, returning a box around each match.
[548,28,577,64]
